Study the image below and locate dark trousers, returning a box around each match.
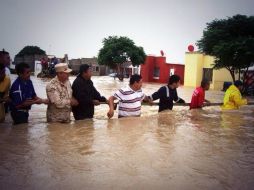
[11,111,29,125]
[73,114,93,120]
[4,102,9,113]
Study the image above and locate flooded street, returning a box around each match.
[0,75,254,190]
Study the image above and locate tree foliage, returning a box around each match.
[98,36,146,70]
[197,15,254,87]
[17,46,46,56]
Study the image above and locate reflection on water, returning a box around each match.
[0,75,254,190]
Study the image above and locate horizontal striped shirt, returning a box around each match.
[113,86,145,117]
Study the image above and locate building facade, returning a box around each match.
[69,57,107,76]
[184,52,233,90]
[14,54,47,72]
[141,55,185,84]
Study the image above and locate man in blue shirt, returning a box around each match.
[149,75,185,112]
[10,62,48,124]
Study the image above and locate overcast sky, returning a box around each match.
[0,0,254,63]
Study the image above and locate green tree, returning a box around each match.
[197,15,254,92]
[98,36,146,80]
[17,45,46,56]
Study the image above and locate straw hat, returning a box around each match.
[55,63,72,73]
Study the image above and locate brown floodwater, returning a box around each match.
[0,75,254,190]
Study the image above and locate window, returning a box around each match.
[203,68,213,82]
[92,66,99,72]
[170,69,175,76]
[133,67,139,74]
[153,67,160,79]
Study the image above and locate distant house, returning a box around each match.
[14,54,47,72]
[14,54,69,74]
[184,52,233,90]
[245,65,254,95]
[69,57,107,76]
[117,61,140,77]
[141,55,185,84]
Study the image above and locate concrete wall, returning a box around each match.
[14,54,47,72]
[69,57,107,76]
[140,56,155,82]
[212,68,233,90]
[184,52,234,90]
[184,52,204,87]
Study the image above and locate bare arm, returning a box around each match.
[16,98,41,109]
[107,96,117,119]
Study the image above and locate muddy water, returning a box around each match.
[0,75,254,190]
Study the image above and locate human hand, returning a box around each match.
[42,98,49,104]
[5,97,11,103]
[93,100,100,106]
[71,98,79,106]
[0,97,10,103]
[203,101,211,107]
[177,98,185,104]
[23,98,36,106]
[34,98,43,104]
[107,109,114,119]
[148,99,154,106]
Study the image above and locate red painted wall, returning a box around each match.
[140,55,154,82]
[141,55,185,84]
[169,64,185,84]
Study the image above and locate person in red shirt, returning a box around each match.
[190,79,210,109]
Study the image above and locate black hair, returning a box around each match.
[201,78,210,88]
[0,49,9,55]
[168,74,180,85]
[0,63,5,71]
[129,74,142,85]
[16,62,30,75]
[79,64,90,75]
[234,80,243,87]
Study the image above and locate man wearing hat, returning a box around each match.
[221,80,248,110]
[46,63,78,123]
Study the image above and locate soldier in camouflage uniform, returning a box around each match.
[46,63,78,123]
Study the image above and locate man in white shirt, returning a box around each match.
[107,74,149,118]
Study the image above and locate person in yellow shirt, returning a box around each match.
[0,64,11,122]
[221,80,247,110]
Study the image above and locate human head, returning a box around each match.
[16,62,31,80]
[129,74,142,91]
[55,63,72,82]
[234,80,243,90]
[168,74,181,88]
[79,64,91,80]
[0,49,11,67]
[201,79,210,91]
[0,64,6,82]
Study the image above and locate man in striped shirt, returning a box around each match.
[107,74,149,118]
